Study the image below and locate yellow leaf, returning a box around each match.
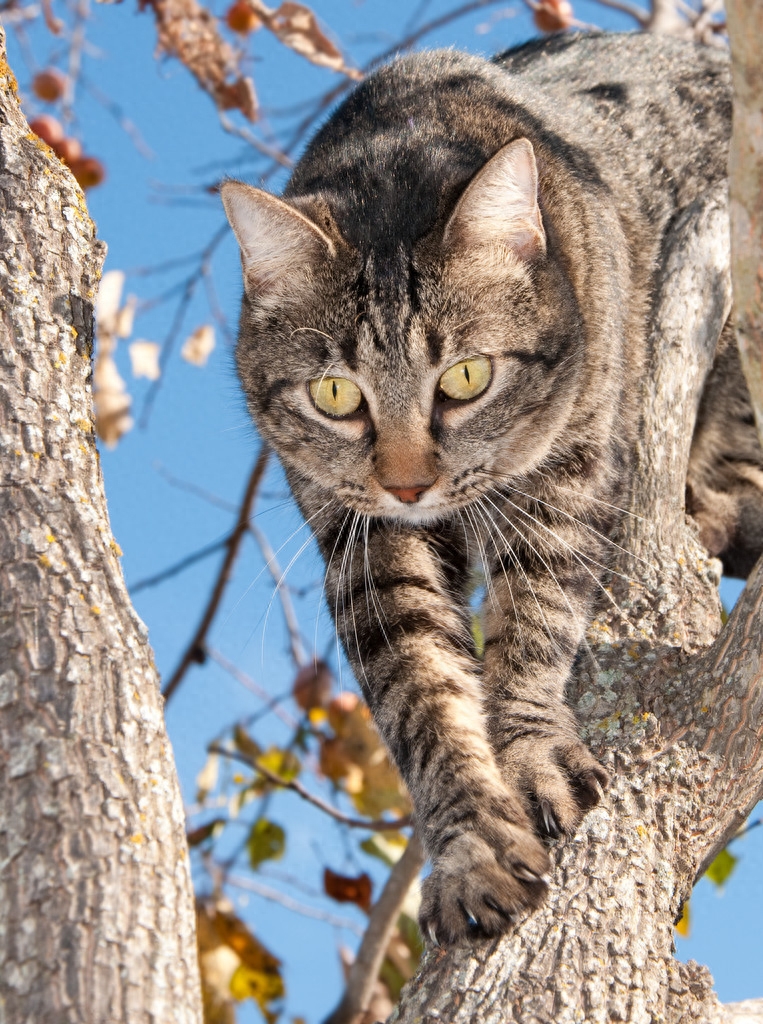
[257,746,300,783]
[675,900,690,938]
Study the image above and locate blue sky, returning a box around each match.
[4,1,761,1019]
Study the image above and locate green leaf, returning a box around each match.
[233,725,262,761]
[247,818,286,869]
[705,847,738,888]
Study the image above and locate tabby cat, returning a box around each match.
[222,33,763,944]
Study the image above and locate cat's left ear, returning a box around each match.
[443,138,546,261]
[221,181,335,299]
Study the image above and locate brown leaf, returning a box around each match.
[259,0,361,79]
[292,659,333,710]
[323,867,372,911]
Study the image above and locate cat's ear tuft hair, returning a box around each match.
[443,138,546,261]
[221,181,335,299]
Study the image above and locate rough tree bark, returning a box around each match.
[391,35,763,1024]
[0,30,203,1024]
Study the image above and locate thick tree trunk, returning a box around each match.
[391,137,763,1024]
[0,32,203,1024]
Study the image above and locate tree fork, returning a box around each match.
[391,181,763,1023]
[0,30,203,1024]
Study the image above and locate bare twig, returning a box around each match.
[590,0,649,25]
[323,832,425,1024]
[130,536,228,593]
[162,446,270,702]
[249,520,308,667]
[205,646,298,729]
[226,873,365,935]
[139,221,229,426]
[211,743,413,832]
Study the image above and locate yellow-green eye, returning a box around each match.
[309,376,363,417]
[438,356,492,401]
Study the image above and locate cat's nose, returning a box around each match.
[384,482,434,503]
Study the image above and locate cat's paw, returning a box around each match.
[502,735,609,840]
[418,823,550,946]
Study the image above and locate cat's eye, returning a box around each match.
[438,356,492,401]
[309,376,363,418]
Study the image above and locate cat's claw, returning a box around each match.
[501,733,610,839]
[539,799,563,840]
[419,825,550,945]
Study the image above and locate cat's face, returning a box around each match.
[225,139,582,525]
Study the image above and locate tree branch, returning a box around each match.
[726,1,763,444]
[162,446,270,702]
[211,744,413,832]
[323,833,425,1024]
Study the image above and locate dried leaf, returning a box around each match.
[257,0,361,79]
[96,270,125,334]
[197,899,284,1023]
[323,867,372,911]
[247,817,286,868]
[182,323,215,366]
[326,693,411,817]
[196,751,220,802]
[360,832,409,868]
[187,818,225,847]
[129,340,161,380]
[233,724,262,760]
[93,338,133,447]
[144,0,259,120]
[292,659,333,710]
[115,296,136,338]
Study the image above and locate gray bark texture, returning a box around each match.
[389,102,763,1024]
[0,30,203,1024]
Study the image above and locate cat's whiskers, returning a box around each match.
[316,505,355,678]
[478,494,602,671]
[531,468,649,523]
[289,326,336,344]
[463,503,500,615]
[484,484,639,589]
[223,498,334,653]
[346,511,372,687]
[468,499,522,635]
[259,505,335,666]
[362,515,393,652]
[473,496,564,657]
[482,469,657,574]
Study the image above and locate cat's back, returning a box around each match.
[287,33,730,253]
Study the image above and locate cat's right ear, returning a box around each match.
[221,181,335,300]
[443,138,546,262]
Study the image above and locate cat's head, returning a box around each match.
[223,138,582,525]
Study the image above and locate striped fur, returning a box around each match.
[225,34,763,943]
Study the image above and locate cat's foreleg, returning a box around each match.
[480,498,610,840]
[320,515,551,943]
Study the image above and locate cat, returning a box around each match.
[222,32,763,945]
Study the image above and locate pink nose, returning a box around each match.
[385,483,432,504]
